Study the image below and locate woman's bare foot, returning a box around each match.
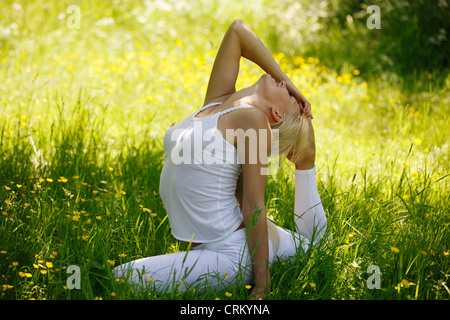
[295,118,316,170]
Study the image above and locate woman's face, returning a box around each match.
[256,74,300,119]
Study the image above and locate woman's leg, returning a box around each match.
[293,120,327,243]
[113,229,253,293]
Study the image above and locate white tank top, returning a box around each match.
[159,102,254,243]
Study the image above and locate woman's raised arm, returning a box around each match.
[204,19,311,116]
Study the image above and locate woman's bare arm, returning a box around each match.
[204,19,311,116]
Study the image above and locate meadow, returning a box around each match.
[0,0,448,300]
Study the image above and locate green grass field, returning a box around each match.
[0,0,448,300]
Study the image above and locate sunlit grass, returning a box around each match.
[0,0,448,300]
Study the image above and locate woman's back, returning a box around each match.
[159,102,253,243]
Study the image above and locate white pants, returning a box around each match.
[113,167,327,293]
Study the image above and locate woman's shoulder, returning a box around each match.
[233,106,269,130]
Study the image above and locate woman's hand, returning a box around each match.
[286,79,313,119]
[249,286,268,300]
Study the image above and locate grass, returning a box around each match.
[0,0,449,300]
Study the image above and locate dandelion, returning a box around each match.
[390,246,400,254]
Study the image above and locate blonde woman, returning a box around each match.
[114,19,327,299]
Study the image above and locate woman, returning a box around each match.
[113,19,327,299]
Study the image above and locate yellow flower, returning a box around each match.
[309,282,316,288]
[401,279,409,286]
[108,166,114,172]
[420,250,428,256]
[118,253,127,258]
[45,262,53,268]
[16,184,22,188]
[245,285,252,290]
[96,216,102,220]
[58,176,68,183]
[12,261,19,267]
[107,260,115,266]
[40,270,48,275]
[46,178,53,182]
[111,292,116,297]
[121,190,126,195]
[24,203,31,207]
[4,186,11,190]
[443,251,449,256]
[225,292,232,298]
[353,69,360,76]
[390,246,400,254]
[224,273,228,279]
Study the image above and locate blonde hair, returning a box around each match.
[267,111,310,250]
